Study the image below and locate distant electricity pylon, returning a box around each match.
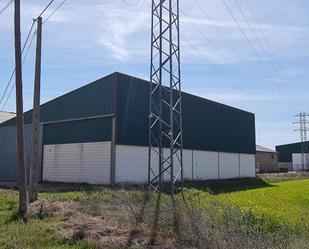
[293,112,309,170]
[148,0,183,194]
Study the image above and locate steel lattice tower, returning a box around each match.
[294,112,309,170]
[148,0,183,194]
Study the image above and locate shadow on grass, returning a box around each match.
[5,209,26,224]
[37,177,274,196]
[126,189,150,246]
[147,191,182,248]
[149,191,162,247]
[183,177,275,194]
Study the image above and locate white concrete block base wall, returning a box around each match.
[115,145,255,184]
[292,153,309,171]
[43,142,255,185]
[43,142,111,184]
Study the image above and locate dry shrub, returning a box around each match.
[29,189,308,249]
[28,200,80,218]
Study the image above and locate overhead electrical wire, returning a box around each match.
[244,0,298,95]
[1,31,37,111]
[0,20,36,107]
[142,0,268,111]
[43,0,67,24]
[139,0,294,110]
[0,0,66,110]
[121,0,140,7]
[180,7,281,109]
[181,34,262,111]
[180,14,273,111]
[221,0,294,105]
[0,0,13,15]
[190,0,281,103]
[234,0,273,69]
[190,0,297,108]
[233,0,296,97]
[245,0,285,71]
[38,0,56,17]
[191,0,254,67]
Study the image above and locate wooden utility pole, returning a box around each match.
[29,17,42,203]
[14,0,27,217]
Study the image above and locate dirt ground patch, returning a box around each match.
[28,197,175,249]
[29,200,81,217]
[58,215,150,248]
[0,189,16,196]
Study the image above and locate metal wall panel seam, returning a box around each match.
[191,150,194,180]
[238,153,241,178]
[110,72,119,185]
[218,152,220,179]
[41,114,115,125]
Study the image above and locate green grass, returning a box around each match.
[0,218,96,249]
[217,179,309,226]
[182,178,309,237]
[0,190,95,249]
[186,178,309,224]
[0,177,308,248]
[0,190,18,224]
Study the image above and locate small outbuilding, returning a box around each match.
[255,145,278,173]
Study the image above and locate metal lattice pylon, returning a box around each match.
[294,112,309,170]
[148,0,183,194]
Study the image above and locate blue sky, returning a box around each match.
[0,0,308,150]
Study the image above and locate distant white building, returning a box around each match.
[0,112,15,124]
[292,153,309,171]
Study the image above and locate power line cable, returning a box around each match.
[190,0,284,101]
[121,0,140,7]
[1,31,37,111]
[191,0,254,66]
[0,0,62,110]
[181,34,268,112]
[38,0,56,18]
[0,20,36,106]
[181,8,290,110]
[142,0,267,111]
[234,0,272,68]
[233,0,296,97]
[184,2,282,100]
[181,11,260,92]
[244,0,298,95]
[221,0,293,104]
[0,0,13,15]
[245,0,284,71]
[43,0,67,24]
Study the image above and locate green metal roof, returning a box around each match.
[1,72,255,154]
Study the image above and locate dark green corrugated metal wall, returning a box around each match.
[116,73,256,154]
[1,73,116,145]
[43,117,112,145]
[117,74,149,147]
[1,73,115,127]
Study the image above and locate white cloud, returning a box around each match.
[1,0,309,148]
[96,8,148,61]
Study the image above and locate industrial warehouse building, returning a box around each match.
[276,142,309,171]
[0,72,256,184]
